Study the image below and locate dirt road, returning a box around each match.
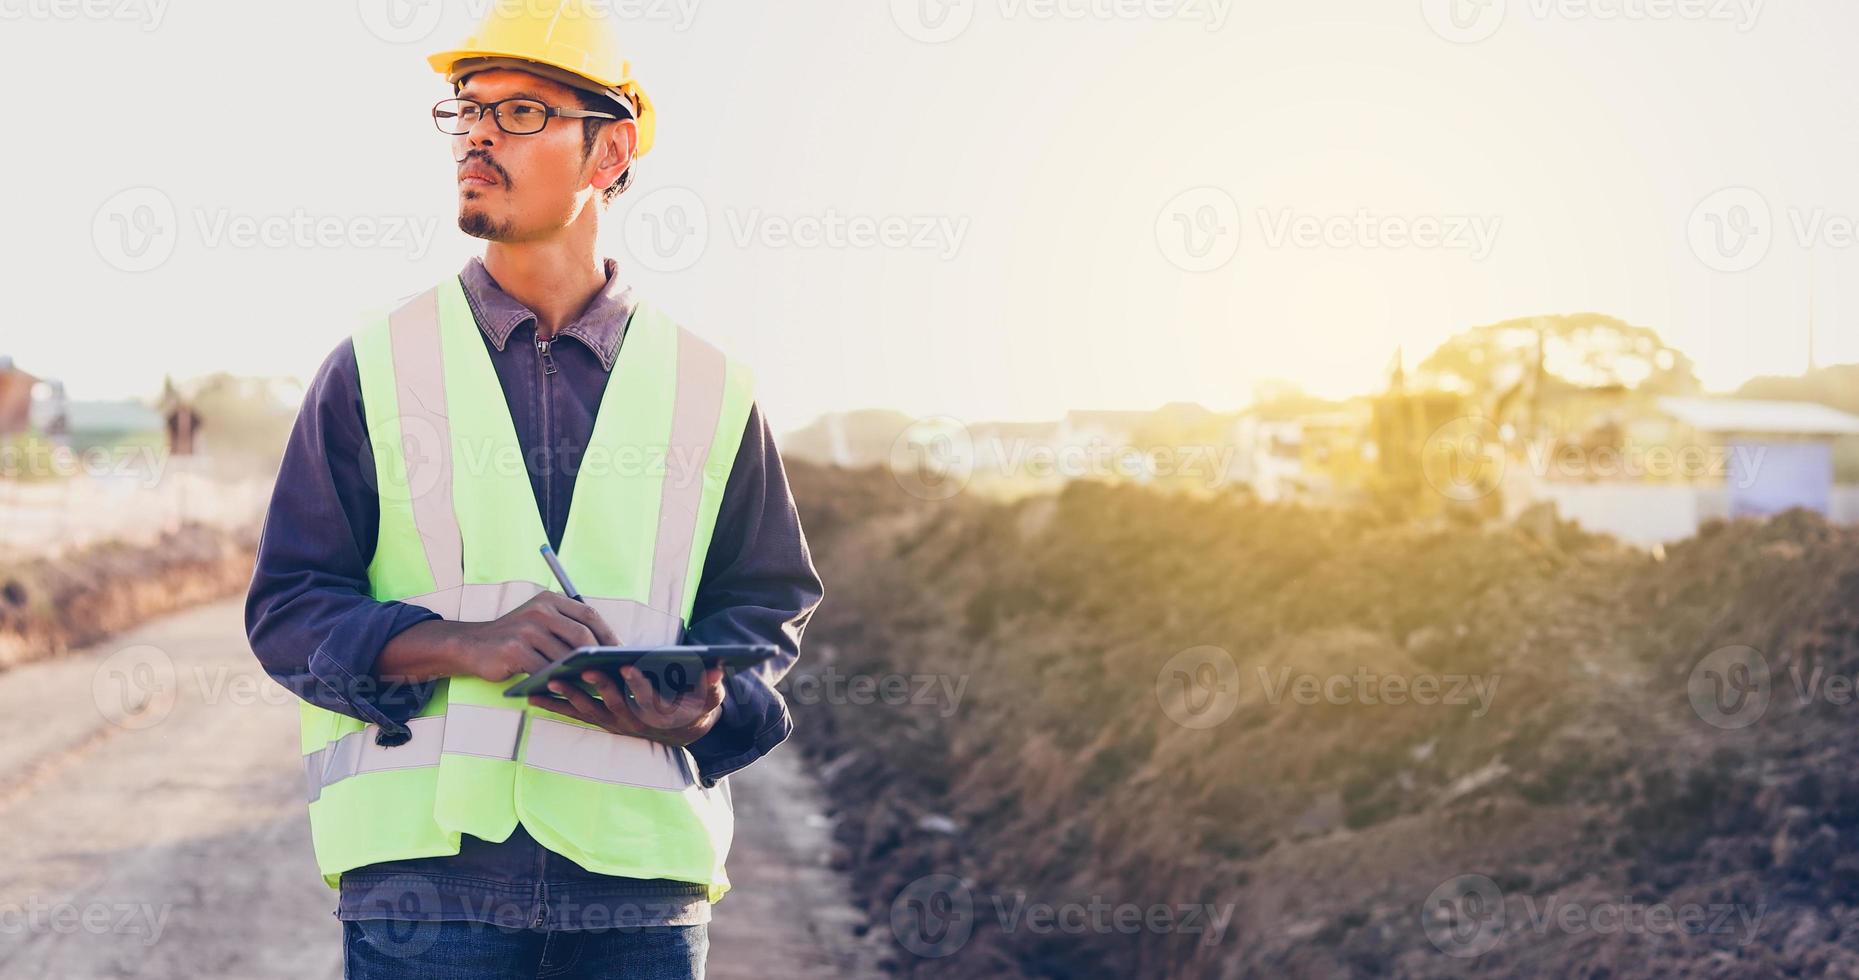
[0,598,881,979]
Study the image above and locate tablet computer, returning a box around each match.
[502,644,778,700]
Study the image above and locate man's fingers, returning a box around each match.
[581,670,630,710]
[550,679,610,723]
[512,648,556,677]
[552,597,620,647]
[541,612,597,652]
[701,666,726,711]
[528,693,587,723]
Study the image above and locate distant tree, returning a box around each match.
[1417,314,1700,400]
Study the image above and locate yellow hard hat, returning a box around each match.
[428,0,657,156]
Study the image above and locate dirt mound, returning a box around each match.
[785,462,1859,978]
[0,522,259,670]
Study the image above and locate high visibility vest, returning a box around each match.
[296,276,754,901]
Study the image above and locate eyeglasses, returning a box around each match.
[433,97,627,136]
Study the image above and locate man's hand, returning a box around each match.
[529,662,726,747]
[378,591,618,685]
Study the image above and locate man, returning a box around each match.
[244,4,823,977]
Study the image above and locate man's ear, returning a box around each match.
[590,119,637,196]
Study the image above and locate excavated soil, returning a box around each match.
[0,522,260,670]
[785,462,1859,979]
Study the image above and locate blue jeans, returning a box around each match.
[342,919,707,979]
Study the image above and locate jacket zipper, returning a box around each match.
[537,335,556,540]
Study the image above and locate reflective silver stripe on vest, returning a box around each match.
[650,328,729,620]
[441,703,526,760]
[386,288,464,596]
[304,715,447,803]
[522,716,698,792]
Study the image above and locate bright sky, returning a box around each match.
[5,0,1857,431]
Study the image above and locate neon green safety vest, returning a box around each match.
[297,275,754,901]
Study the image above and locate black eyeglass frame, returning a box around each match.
[433,97,631,136]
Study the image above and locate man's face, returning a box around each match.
[451,69,615,242]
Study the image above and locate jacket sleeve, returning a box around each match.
[682,402,824,785]
[244,338,440,742]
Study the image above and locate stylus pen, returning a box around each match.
[538,543,584,602]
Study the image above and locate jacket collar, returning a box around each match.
[457,256,635,372]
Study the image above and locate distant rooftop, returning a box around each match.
[63,399,163,434]
[1658,397,1859,436]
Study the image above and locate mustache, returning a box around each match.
[455,150,512,188]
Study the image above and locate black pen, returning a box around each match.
[538,543,583,602]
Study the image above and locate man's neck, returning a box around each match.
[481,237,607,340]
